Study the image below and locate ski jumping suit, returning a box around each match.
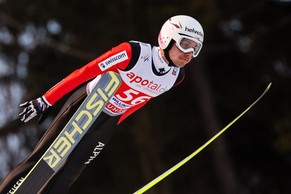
[0,41,185,194]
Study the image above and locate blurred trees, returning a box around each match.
[0,0,290,193]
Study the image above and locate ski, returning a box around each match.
[133,83,272,194]
[13,71,121,194]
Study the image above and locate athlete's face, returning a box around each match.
[168,44,193,68]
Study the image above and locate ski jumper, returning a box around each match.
[0,41,185,194]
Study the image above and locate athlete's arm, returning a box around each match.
[43,42,132,105]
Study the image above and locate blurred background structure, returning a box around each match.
[0,0,291,193]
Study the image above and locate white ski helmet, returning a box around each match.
[158,15,204,57]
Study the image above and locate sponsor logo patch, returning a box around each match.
[172,67,178,76]
[98,51,128,71]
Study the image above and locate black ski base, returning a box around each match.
[16,160,54,193]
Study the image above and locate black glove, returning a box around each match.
[19,97,50,123]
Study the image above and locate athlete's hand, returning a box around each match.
[19,97,50,123]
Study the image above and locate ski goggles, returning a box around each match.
[176,36,202,57]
